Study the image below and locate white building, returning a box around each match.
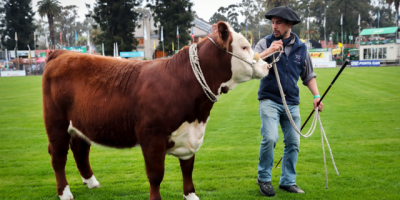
[132,10,212,60]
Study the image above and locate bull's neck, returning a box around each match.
[194,41,233,97]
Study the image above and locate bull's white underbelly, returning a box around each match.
[167,118,209,160]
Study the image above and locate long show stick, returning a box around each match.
[274,59,350,169]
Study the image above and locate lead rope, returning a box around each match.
[269,54,339,189]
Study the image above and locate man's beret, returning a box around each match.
[265,6,301,25]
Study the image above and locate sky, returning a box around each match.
[31,0,245,23]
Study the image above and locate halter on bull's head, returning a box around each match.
[208,21,270,90]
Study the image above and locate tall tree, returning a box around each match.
[386,0,400,26]
[237,0,270,44]
[55,5,79,47]
[147,0,194,52]
[371,1,395,28]
[37,0,62,47]
[92,0,142,56]
[217,4,241,32]
[209,12,228,24]
[266,0,290,9]
[0,0,36,50]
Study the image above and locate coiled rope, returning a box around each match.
[267,53,340,189]
[189,44,219,102]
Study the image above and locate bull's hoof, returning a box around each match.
[183,192,199,200]
[82,175,101,189]
[59,185,74,200]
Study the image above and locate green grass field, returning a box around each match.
[0,67,399,200]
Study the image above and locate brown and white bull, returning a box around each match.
[42,22,270,200]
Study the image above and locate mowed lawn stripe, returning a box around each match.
[0,67,399,199]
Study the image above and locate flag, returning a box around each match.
[396,12,398,21]
[154,41,156,50]
[75,31,78,43]
[246,24,248,32]
[191,27,194,39]
[307,17,309,29]
[60,32,62,43]
[45,33,49,48]
[87,32,90,46]
[358,14,361,26]
[172,42,174,51]
[250,37,253,47]
[161,26,164,42]
[340,14,343,25]
[336,32,338,43]
[259,23,261,32]
[46,47,50,57]
[27,45,31,59]
[144,25,147,40]
[177,26,179,39]
[338,42,342,48]
[5,49,8,67]
[378,11,380,20]
[15,32,18,41]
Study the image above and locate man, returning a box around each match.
[254,6,323,197]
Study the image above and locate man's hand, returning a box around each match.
[313,98,323,111]
[263,40,283,56]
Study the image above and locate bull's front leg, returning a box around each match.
[141,135,168,200]
[180,155,199,200]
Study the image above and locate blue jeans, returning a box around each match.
[258,99,301,186]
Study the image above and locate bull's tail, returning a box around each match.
[68,121,93,144]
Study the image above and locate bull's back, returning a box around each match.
[42,50,144,148]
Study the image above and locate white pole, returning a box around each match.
[102,43,104,56]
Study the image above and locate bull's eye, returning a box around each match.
[242,46,247,50]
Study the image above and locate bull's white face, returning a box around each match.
[222,28,270,90]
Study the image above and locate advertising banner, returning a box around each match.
[360,39,396,45]
[350,60,381,67]
[308,48,329,52]
[310,53,324,58]
[120,51,144,58]
[62,46,87,53]
[1,70,26,77]
[313,61,336,68]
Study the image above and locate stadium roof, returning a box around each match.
[360,27,399,35]
[193,17,212,32]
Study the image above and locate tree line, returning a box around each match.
[211,0,400,45]
[1,0,399,56]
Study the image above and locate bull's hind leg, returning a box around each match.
[70,136,101,189]
[47,132,73,200]
[43,90,74,199]
[179,155,199,200]
[141,135,168,200]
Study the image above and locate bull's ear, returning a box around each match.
[217,21,230,42]
[217,21,231,50]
